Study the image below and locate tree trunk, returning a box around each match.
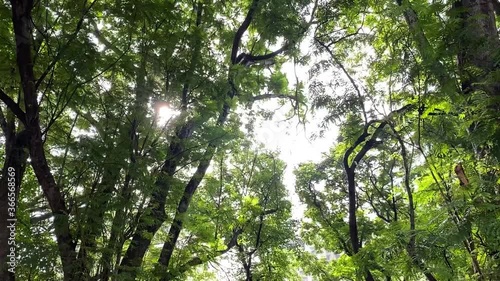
[118,3,204,275]
[157,56,237,278]
[343,121,389,281]
[345,164,375,281]
[455,0,500,96]
[10,1,77,279]
[118,120,195,277]
[0,126,29,281]
[452,1,499,278]
[157,145,215,278]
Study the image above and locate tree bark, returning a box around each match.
[454,0,500,96]
[343,121,388,281]
[0,125,29,281]
[10,1,77,280]
[157,145,215,278]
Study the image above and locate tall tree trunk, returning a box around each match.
[345,168,375,281]
[156,73,238,277]
[454,0,500,96]
[155,0,267,274]
[9,1,77,279]
[118,3,204,277]
[118,120,195,277]
[0,122,29,281]
[343,120,390,281]
[452,1,499,278]
[345,169,360,253]
[157,45,240,281]
[157,145,215,278]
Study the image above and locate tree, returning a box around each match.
[297,0,500,280]
[2,0,500,280]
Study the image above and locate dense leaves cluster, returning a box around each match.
[297,0,500,280]
[1,0,308,280]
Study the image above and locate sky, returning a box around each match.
[250,40,339,219]
[251,99,336,219]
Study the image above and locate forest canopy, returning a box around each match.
[1,0,500,280]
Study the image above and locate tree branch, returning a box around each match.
[0,107,7,134]
[35,0,98,90]
[231,0,260,64]
[246,44,289,62]
[167,207,278,279]
[316,38,367,124]
[248,93,298,103]
[89,18,124,55]
[0,89,27,126]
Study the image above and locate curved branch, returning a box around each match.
[0,89,26,126]
[231,0,261,64]
[246,44,289,62]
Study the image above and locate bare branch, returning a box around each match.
[35,0,98,90]
[231,0,261,64]
[308,0,319,25]
[246,44,290,62]
[0,106,7,133]
[315,38,368,124]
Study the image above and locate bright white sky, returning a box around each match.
[250,36,339,219]
[250,84,336,220]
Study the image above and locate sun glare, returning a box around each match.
[155,103,180,127]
